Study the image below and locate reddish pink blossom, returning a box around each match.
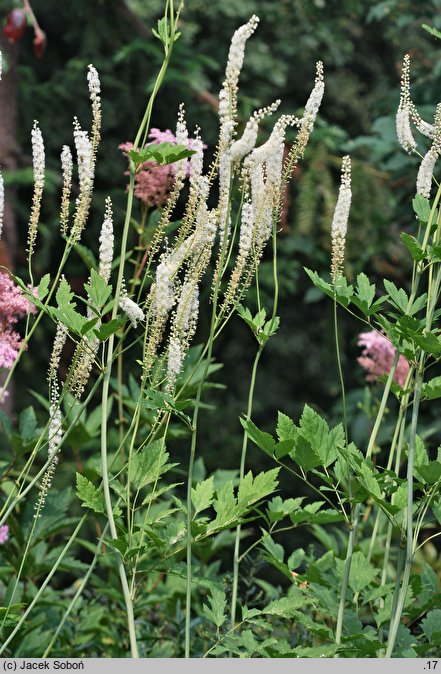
[0,524,9,544]
[119,128,205,207]
[357,331,410,388]
[0,272,36,376]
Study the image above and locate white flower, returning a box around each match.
[225,15,260,88]
[331,155,351,240]
[396,103,417,153]
[153,261,176,320]
[87,64,101,97]
[99,197,114,283]
[416,148,438,198]
[31,121,45,189]
[48,388,63,458]
[230,118,259,161]
[166,336,183,391]
[119,292,145,328]
[304,61,324,128]
[238,202,255,257]
[190,136,204,185]
[331,155,351,282]
[73,118,93,191]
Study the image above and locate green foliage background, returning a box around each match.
[4,0,441,600]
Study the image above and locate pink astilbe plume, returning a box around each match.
[357,330,410,388]
[0,524,9,544]
[119,128,205,207]
[0,272,36,373]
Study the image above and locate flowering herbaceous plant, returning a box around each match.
[0,1,440,659]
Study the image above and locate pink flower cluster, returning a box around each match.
[0,524,9,544]
[119,128,202,208]
[0,272,36,370]
[357,331,410,388]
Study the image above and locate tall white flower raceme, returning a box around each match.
[27,121,46,256]
[99,197,114,284]
[87,64,101,152]
[73,119,93,194]
[218,15,260,149]
[189,134,204,186]
[331,155,352,282]
[304,61,324,130]
[230,100,281,162]
[166,282,200,391]
[119,285,145,328]
[396,54,417,154]
[60,145,73,235]
[416,104,441,199]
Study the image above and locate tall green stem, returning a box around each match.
[385,366,423,657]
[335,350,399,647]
[230,344,263,628]
[184,280,221,658]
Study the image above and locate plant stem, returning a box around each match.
[43,523,109,657]
[333,296,348,442]
[335,350,399,647]
[0,516,86,656]
[230,344,264,628]
[385,366,424,657]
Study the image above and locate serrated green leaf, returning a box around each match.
[412,194,432,221]
[129,439,172,490]
[76,473,104,513]
[276,412,296,443]
[19,406,38,442]
[304,268,334,300]
[94,318,123,341]
[401,232,425,262]
[261,533,284,562]
[240,418,276,456]
[37,273,51,300]
[384,279,408,313]
[192,476,214,515]
[347,551,379,593]
[421,609,441,645]
[202,588,227,628]
[422,376,441,400]
[416,461,441,484]
[84,268,112,309]
[413,331,441,355]
[263,591,306,616]
[356,272,376,308]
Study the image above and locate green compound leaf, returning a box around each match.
[347,551,379,593]
[421,609,441,645]
[422,376,441,400]
[355,272,376,309]
[400,232,425,262]
[384,279,408,313]
[191,476,214,516]
[412,193,432,222]
[76,473,104,513]
[128,439,174,490]
[202,587,227,628]
[240,418,276,456]
[84,268,112,309]
[128,142,195,168]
